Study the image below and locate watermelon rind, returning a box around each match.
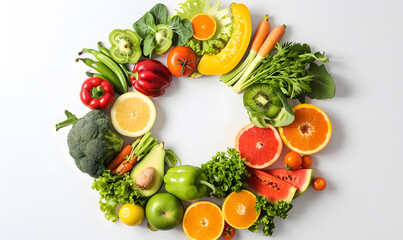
[246,168,297,204]
[265,168,315,198]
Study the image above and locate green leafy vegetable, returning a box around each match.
[174,0,233,56]
[92,170,145,221]
[168,15,193,46]
[201,148,250,198]
[149,3,168,25]
[248,196,293,236]
[232,42,334,99]
[307,63,336,99]
[133,3,193,57]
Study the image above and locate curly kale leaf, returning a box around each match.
[201,148,250,198]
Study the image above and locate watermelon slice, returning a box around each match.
[265,169,315,198]
[246,168,297,204]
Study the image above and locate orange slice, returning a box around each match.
[183,201,224,240]
[222,190,260,229]
[110,92,156,137]
[191,13,217,41]
[279,104,332,155]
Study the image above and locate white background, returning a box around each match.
[1,0,402,239]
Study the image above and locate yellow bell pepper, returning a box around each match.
[197,3,252,75]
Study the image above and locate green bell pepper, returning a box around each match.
[163,165,216,201]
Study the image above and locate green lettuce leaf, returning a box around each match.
[174,0,233,56]
[201,148,250,198]
[92,170,145,221]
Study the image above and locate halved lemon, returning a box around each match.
[111,92,156,137]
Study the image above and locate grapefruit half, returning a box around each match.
[235,123,283,169]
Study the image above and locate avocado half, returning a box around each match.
[130,143,165,197]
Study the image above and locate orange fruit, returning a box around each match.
[279,104,332,155]
[183,201,224,240]
[222,190,260,229]
[191,13,217,41]
[235,123,283,169]
[110,92,156,137]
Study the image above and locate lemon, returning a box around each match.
[111,92,156,137]
[119,203,145,226]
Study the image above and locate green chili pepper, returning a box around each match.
[163,165,216,201]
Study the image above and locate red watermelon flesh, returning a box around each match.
[265,169,315,198]
[246,167,297,204]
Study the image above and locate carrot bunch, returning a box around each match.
[106,132,158,176]
[220,15,286,93]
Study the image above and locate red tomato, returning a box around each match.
[167,46,197,77]
[284,151,302,170]
[312,177,327,191]
[301,155,313,168]
[222,222,236,239]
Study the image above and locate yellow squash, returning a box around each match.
[197,3,252,75]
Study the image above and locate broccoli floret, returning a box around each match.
[56,110,124,178]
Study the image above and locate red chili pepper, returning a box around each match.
[80,77,114,109]
[130,59,172,97]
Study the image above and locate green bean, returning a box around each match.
[97,42,132,87]
[81,48,128,93]
[75,58,123,93]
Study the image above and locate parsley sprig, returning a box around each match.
[201,148,250,198]
[249,196,293,236]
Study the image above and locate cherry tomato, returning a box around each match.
[301,155,313,168]
[222,222,236,239]
[167,46,197,77]
[312,177,327,191]
[284,151,302,170]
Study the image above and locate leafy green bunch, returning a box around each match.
[240,42,335,101]
[249,196,293,236]
[201,148,250,198]
[92,170,145,221]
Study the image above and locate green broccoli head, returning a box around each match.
[56,110,124,178]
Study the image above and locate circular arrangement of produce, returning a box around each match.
[56,1,336,239]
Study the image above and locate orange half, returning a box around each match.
[222,190,260,229]
[191,13,217,41]
[279,104,332,155]
[183,201,224,240]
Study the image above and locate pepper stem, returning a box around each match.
[199,180,216,196]
[90,85,105,99]
[126,71,139,81]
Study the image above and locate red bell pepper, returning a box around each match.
[80,77,115,109]
[130,59,172,97]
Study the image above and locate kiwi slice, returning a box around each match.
[154,24,173,54]
[243,84,282,118]
[109,29,142,64]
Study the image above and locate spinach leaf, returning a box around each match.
[168,16,193,46]
[143,34,156,57]
[307,63,335,99]
[133,11,156,39]
[149,3,168,25]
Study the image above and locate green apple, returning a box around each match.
[146,192,184,230]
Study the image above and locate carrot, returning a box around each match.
[257,24,286,58]
[221,14,271,85]
[250,14,271,52]
[106,144,132,170]
[111,155,138,176]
